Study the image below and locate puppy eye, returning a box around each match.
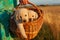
[25,15,27,16]
[32,15,34,17]
[20,16,22,18]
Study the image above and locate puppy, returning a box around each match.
[17,8,29,22]
[28,10,38,22]
[14,8,28,38]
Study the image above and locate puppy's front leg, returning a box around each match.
[17,23,27,38]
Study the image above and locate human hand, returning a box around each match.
[19,0,28,5]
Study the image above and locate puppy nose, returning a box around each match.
[23,20,26,22]
[29,18,31,22]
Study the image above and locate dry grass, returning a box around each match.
[40,6,60,40]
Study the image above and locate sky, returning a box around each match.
[17,0,60,5]
[30,0,60,5]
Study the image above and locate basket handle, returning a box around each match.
[28,1,42,16]
[14,1,42,18]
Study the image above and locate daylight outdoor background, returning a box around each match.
[0,0,60,40]
[17,0,60,5]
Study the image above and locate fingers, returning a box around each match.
[23,0,28,4]
[19,0,28,5]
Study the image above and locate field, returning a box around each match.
[39,6,60,40]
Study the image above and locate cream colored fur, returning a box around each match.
[17,8,29,22]
[28,10,38,21]
[14,8,28,38]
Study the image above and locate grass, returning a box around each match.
[32,22,54,40]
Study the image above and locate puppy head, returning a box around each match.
[18,8,29,22]
[28,10,38,21]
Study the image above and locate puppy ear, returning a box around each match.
[35,14,38,19]
[13,8,16,11]
[12,8,17,12]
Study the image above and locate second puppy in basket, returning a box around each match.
[28,10,38,22]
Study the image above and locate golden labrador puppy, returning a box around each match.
[28,10,38,22]
[14,8,29,38]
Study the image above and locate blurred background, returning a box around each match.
[0,0,60,40]
[17,0,60,5]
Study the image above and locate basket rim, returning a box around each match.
[22,9,43,24]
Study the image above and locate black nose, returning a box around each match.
[29,18,31,22]
[23,20,26,22]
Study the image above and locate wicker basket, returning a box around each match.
[10,2,44,40]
